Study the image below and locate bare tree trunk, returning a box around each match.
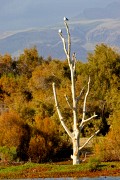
[72,129,80,165]
[52,18,99,165]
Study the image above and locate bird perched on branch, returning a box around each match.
[58,29,62,34]
[64,17,69,21]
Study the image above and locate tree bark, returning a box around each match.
[72,129,80,165]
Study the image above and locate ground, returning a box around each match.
[0,160,120,179]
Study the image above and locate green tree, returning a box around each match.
[87,44,120,134]
[17,47,43,78]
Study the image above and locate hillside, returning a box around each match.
[0,18,120,61]
[77,1,120,19]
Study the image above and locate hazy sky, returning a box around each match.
[0,0,116,31]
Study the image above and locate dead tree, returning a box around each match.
[52,17,99,165]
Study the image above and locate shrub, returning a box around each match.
[87,157,101,171]
[0,112,24,147]
[0,146,17,161]
[94,110,120,161]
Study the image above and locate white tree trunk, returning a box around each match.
[52,18,99,165]
[72,130,80,165]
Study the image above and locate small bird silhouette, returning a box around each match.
[64,17,69,21]
[58,29,62,34]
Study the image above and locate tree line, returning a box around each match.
[0,44,119,162]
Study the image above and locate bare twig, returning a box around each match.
[82,76,90,121]
[76,86,85,103]
[79,129,100,150]
[65,94,73,109]
[83,113,98,123]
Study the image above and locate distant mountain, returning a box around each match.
[0,2,120,62]
[77,1,120,19]
[0,18,120,61]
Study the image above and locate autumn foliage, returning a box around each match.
[0,45,119,162]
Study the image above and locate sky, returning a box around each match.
[0,0,116,31]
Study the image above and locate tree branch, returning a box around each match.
[79,77,97,128]
[82,76,90,121]
[59,33,70,67]
[64,94,73,110]
[79,129,100,150]
[72,52,77,71]
[64,21,71,59]
[52,83,73,139]
[59,33,68,56]
[83,113,98,123]
[76,86,85,103]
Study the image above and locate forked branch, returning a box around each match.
[52,83,73,139]
[80,77,97,128]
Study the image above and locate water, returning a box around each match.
[9,177,120,180]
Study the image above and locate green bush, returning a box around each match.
[0,146,17,161]
[87,157,101,171]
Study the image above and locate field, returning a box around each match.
[0,161,120,179]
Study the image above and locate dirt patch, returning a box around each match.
[15,169,120,178]
[48,169,120,178]
[2,167,120,179]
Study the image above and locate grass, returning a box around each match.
[0,161,120,179]
[0,162,37,173]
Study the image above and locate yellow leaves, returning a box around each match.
[0,53,12,65]
[19,47,39,63]
[17,47,43,78]
[29,61,67,106]
[28,116,59,162]
[0,75,16,94]
[0,54,12,76]
[0,111,24,147]
[35,116,56,135]
[94,110,120,161]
